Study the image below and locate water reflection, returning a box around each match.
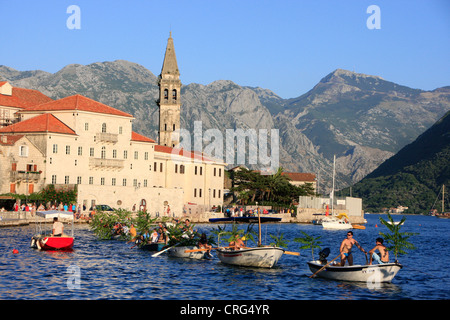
[0,215,448,300]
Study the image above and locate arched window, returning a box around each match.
[164,89,169,100]
[172,89,177,100]
[101,123,107,133]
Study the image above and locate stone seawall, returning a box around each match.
[1,208,366,227]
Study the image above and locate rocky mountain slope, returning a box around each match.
[345,110,450,212]
[1,61,449,193]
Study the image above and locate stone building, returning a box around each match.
[0,34,225,215]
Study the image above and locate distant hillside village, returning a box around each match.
[0,35,318,218]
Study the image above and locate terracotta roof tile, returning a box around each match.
[282,172,316,182]
[0,134,24,146]
[154,145,213,162]
[0,87,53,109]
[0,113,76,135]
[131,131,155,143]
[21,94,133,118]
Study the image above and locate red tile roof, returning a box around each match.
[282,172,316,182]
[0,113,76,135]
[154,145,213,162]
[131,131,155,143]
[21,94,133,118]
[0,134,24,146]
[0,87,53,109]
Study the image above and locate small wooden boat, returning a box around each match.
[216,246,284,268]
[30,210,74,251]
[307,260,403,283]
[140,242,166,251]
[168,246,212,259]
[31,234,74,250]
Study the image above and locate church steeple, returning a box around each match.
[158,33,181,147]
[161,32,179,76]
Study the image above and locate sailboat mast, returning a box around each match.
[443,185,445,213]
[331,155,336,216]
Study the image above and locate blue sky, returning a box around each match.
[1,0,449,98]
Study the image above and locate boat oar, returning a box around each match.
[152,243,178,257]
[185,247,218,253]
[309,254,341,278]
[284,251,300,256]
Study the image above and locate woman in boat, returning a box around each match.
[368,237,389,265]
[198,233,212,256]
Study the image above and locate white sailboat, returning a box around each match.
[322,155,353,230]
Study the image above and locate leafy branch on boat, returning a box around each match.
[378,213,418,262]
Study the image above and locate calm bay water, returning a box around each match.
[0,214,449,302]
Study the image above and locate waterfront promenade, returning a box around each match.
[0,207,366,227]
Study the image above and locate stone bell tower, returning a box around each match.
[158,32,181,147]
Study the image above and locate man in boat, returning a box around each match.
[229,234,245,250]
[52,217,64,237]
[339,231,366,266]
[368,237,389,265]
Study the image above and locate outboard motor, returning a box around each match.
[318,248,330,264]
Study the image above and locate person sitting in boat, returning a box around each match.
[150,229,159,243]
[229,234,245,250]
[339,231,366,266]
[52,217,64,237]
[368,237,389,265]
[198,233,212,256]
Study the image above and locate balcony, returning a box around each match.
[10,171,41,182]
[89,158,124,169]
[96,132,118,143]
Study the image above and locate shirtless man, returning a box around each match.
[368,237,389,265]
[229,234,245,250]
[340,231,366,266]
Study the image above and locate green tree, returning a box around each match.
[378,213,418,262]
[294,231,322,259]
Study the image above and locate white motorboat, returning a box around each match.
[168,246,212,259]
[307,260,403,283]
[322,213,353,230]
[216,246,284,268]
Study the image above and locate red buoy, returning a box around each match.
[12,249,19,254]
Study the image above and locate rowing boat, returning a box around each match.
[307,260,403,282]
[216,246,284,268]
[168,246,212,259]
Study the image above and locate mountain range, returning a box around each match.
[343,110,450,212]
[1,60,449,194]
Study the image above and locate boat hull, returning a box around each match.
[307,261,403,283]
[322,220,353,230]
[167,246,210,259]
[31,236,74,250]
[140,243,166,251]
[216,247,284,268]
